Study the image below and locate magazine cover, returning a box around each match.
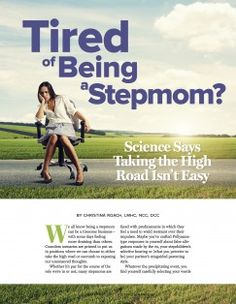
[0,0,236,302]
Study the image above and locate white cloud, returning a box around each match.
[16,112,36,123]
[154,2,236,52]
[1,1,236,134]
[0,2,117,31]
[137,68,202,88]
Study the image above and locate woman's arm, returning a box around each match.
[62,96,91,132]
[74,110,91,132]
[35,95,46,120]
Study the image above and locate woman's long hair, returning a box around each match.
[37,81,57,102]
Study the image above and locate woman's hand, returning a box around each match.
[38,94,46,104]
[74,111,91,132]
[36,95,46,120]
[84,120,91,132]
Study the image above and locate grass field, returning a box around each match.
[0,124,101,138]
[1,184,236,198]
[0,284,235,304]
[0,136,236,159]
[0,124,37,133]
[1,124,235,198]
[0,130,29,139]
[1,123,236,159]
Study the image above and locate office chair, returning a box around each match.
[35,120,88,180]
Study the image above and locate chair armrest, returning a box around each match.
[35,121,44,138]
[80,121,85,143]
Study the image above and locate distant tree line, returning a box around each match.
[0,122,235,137]
[0,122,106,136]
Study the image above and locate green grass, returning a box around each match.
[1,185,236,198]
[0,284,235,304]
[0,139,45,159]
[0,124,37,133]
[0,123,236,159]
[0,137,236,159]
[0,130,31,139]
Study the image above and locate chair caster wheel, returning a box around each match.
[83,164,88,172]
[70,172,75,179]
[36,163,43,171]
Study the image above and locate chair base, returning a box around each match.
[36,161,88,180]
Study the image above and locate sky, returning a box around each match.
[0,0,236,134]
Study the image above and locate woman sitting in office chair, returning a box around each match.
[35,81,90,185]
